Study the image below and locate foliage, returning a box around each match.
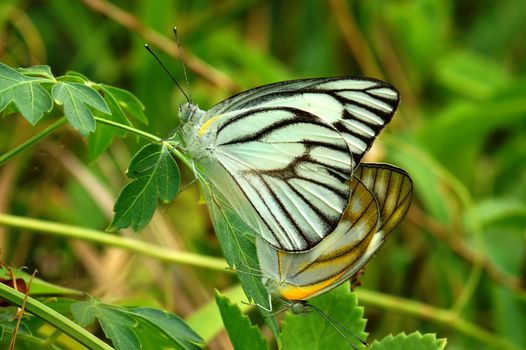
[0,1,525,350]
[216,286,446,350]
[215,291,269,350]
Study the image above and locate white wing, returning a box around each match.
[193,78,400,251]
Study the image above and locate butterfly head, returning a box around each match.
[178,102,201,124]
[288,300,312,316]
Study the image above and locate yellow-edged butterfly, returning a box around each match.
[255,163,412,348]
[256,163,412,301]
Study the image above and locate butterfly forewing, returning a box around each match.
[185,78,399,251]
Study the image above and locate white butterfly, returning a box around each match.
[179,78,400,252]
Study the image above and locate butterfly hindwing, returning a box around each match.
[256,163,412,301]
[353,163,413,238]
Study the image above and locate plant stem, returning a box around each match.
[0,214,227,272]
[93,117,208,183]
[358,289,521,350]
[0,118,67,166]
[93,117,162,143]
[0,283,113,350]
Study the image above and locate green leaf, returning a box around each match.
[0,308,32,336]
[435,50,510,99]
[203,188,275,322]
[51,81,110,135]
[99,86,130,128]
[87,118,118,160]
[280,284,367,350]
[369,332,447,350]
[464,198,526,228]
[110,143,180,231]
[87,84,147,160]
[86,90,128,160]
[386,137,453,224]
[63,70,90,83]
[130,307,204,350]
[16,65,55,79]
[0,62,53,124]
[71,299,203,350]
[491,285,526,348]
[215,291,269,350]
[101,84,147,124]
[97,308,140,350]
[186,285,247,343]
[416,80,526,182]
[71,298,98,326]
[0,322,47,350]
[72,299,140,350]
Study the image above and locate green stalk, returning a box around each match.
[0,283,113,350]
[93,117,208,183]
[93,117,162,143]
[0,118,67,166]
[0,214,227,272]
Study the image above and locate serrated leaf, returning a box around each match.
[130,307,204,350]
[110,143,180,231]
[101,84,147,124]
[71,299,140,350]
[369,331,447,350]
[52,81,110,135]
[97,308,140,350]
[70,298,98,326]
[215,291,269,350]
[281,284,367,350]
[71,299,203,350]
[0,63,53,124]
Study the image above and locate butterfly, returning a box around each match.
[179,77,400,252]
[256,163,413,303]
[255,163,412,349]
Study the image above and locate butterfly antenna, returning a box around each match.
[173,26,193,103]
[308,303,368,349]
[226,265,267,278]
[144,44,191,103]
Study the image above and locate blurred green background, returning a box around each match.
[1,0,525,349]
